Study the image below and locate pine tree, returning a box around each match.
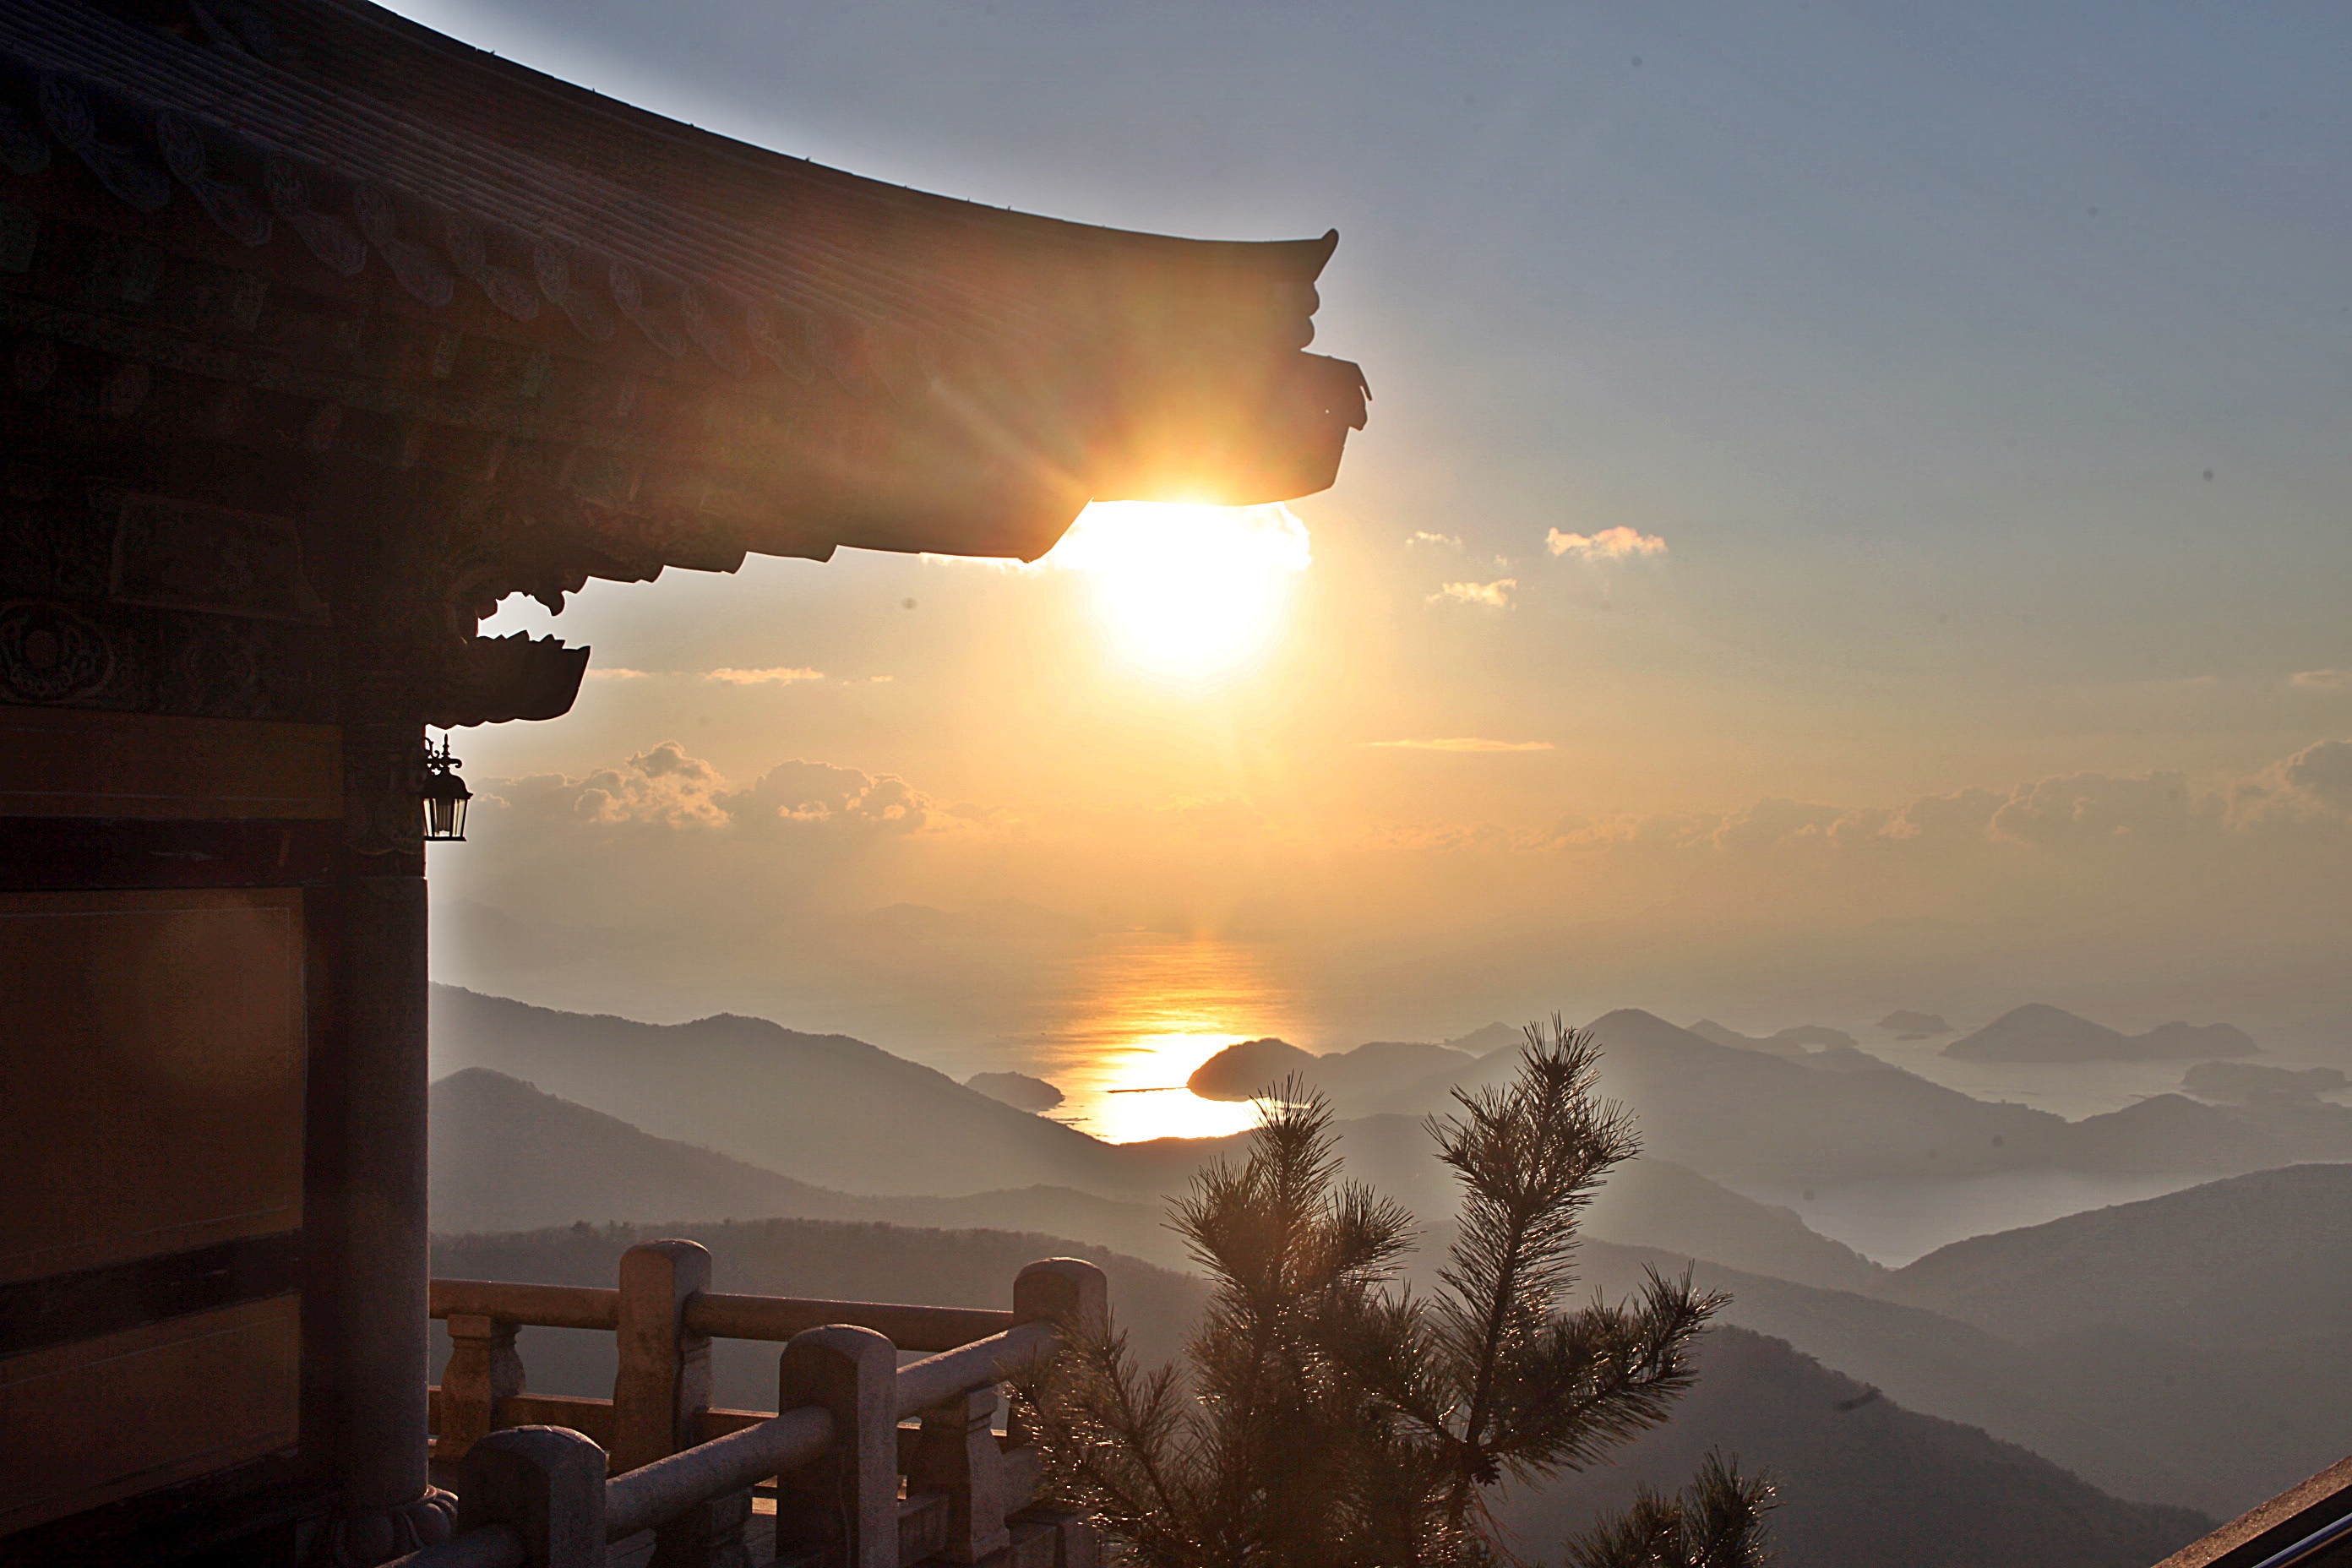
[1013,1018,1774,1567]
[1566,1451,1777,1568]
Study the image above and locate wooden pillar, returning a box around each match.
[315,612,455,1563]
[315,865,454,1564]
[776,1326,898,1568]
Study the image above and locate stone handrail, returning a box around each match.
[602,1404,835,1538]
[427,1278,1020,1352]
[430,1279,618,1331]
[894,1320,1059,1419]
[395,1245,1107,1568]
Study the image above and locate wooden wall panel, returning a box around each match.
[0,890,307,1286]
[0,1297,300,1535]
[0,707,339,819]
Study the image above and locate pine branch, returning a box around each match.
[1427,1019,1642,1527]
[1017,1019,1743,1568]
[1564,1451,1776,1568]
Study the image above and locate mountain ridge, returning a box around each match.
[1945,1003,2261,1063]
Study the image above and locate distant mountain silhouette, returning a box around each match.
[2182,1061,2347,1102]
[1441,1021,1522,1056]
[1184,1037,1316,1098]
[1490,1327,2209,1568]
[1944,1004,2259,1062]
[1865,1165,2352,1515]
[1879,1010,1953,1036]
[430,1067,1181,1264]
[1886,1163,2352,1342]
[1184,1035,1474,1102]
[1686,1018,1796,1054]
[436,989,2352,1211]
[1685,1020,1858,1057]
[1582,1160,1885,1295]
[1575,1231,2352,1521]
[1372,1009,2071,1184]
[433,1068,836,1230]
[428,986,1205,1200]
[965,1071,1064,1112]
[429,1064,1876,1291]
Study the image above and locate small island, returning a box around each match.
[965,1071,1066,1113]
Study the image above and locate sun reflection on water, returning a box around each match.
[1020,939,1301,1144]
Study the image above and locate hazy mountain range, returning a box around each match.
[433,988,2346,1195]
[431,1066,1883,1289]
[428,985,2352,1557]
[1943,1003,2262,1063]
[1488,1327,2208,1568]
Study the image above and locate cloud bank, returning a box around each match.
[1546,525,1669,561]
[432,735,2352,1059]
[1433,579,1516,607]
[705,667,826,684]
[491,743,946,836]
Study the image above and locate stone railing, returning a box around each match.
[394,1241,1102,1568]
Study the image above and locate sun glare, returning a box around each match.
[1043,501,1312,680]
[1006,937,1303,1143]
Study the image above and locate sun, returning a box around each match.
[1043,501,1312,679]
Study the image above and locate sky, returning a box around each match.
[407,0,2352,1101]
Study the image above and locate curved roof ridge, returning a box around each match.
[285,0,1341,282]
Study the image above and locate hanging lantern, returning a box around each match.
[420,732,471,841]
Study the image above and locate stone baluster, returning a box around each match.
[438,1314,525,1463]
[907,1386,1010,1564]
[454,1426,608,1568]
[613,1240,745,1567]
[776,1326,899,1568]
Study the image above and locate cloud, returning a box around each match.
[2282,739,2352,811]
[585,667,652,681]
[2292,669,2352,691]
[1511,743,2352,863]
[1546,525,1668,562]
[1988,770,2219,846]
[1432,578,1516,607]
[1367,738,1554,753]
[1709,798,1844,851]
[1878,787,2005,846]
[721,759,937,835]
[1406,531,1462,548]
[705,667,825,684]
[487,745,945,836]
[499,742,731,827]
